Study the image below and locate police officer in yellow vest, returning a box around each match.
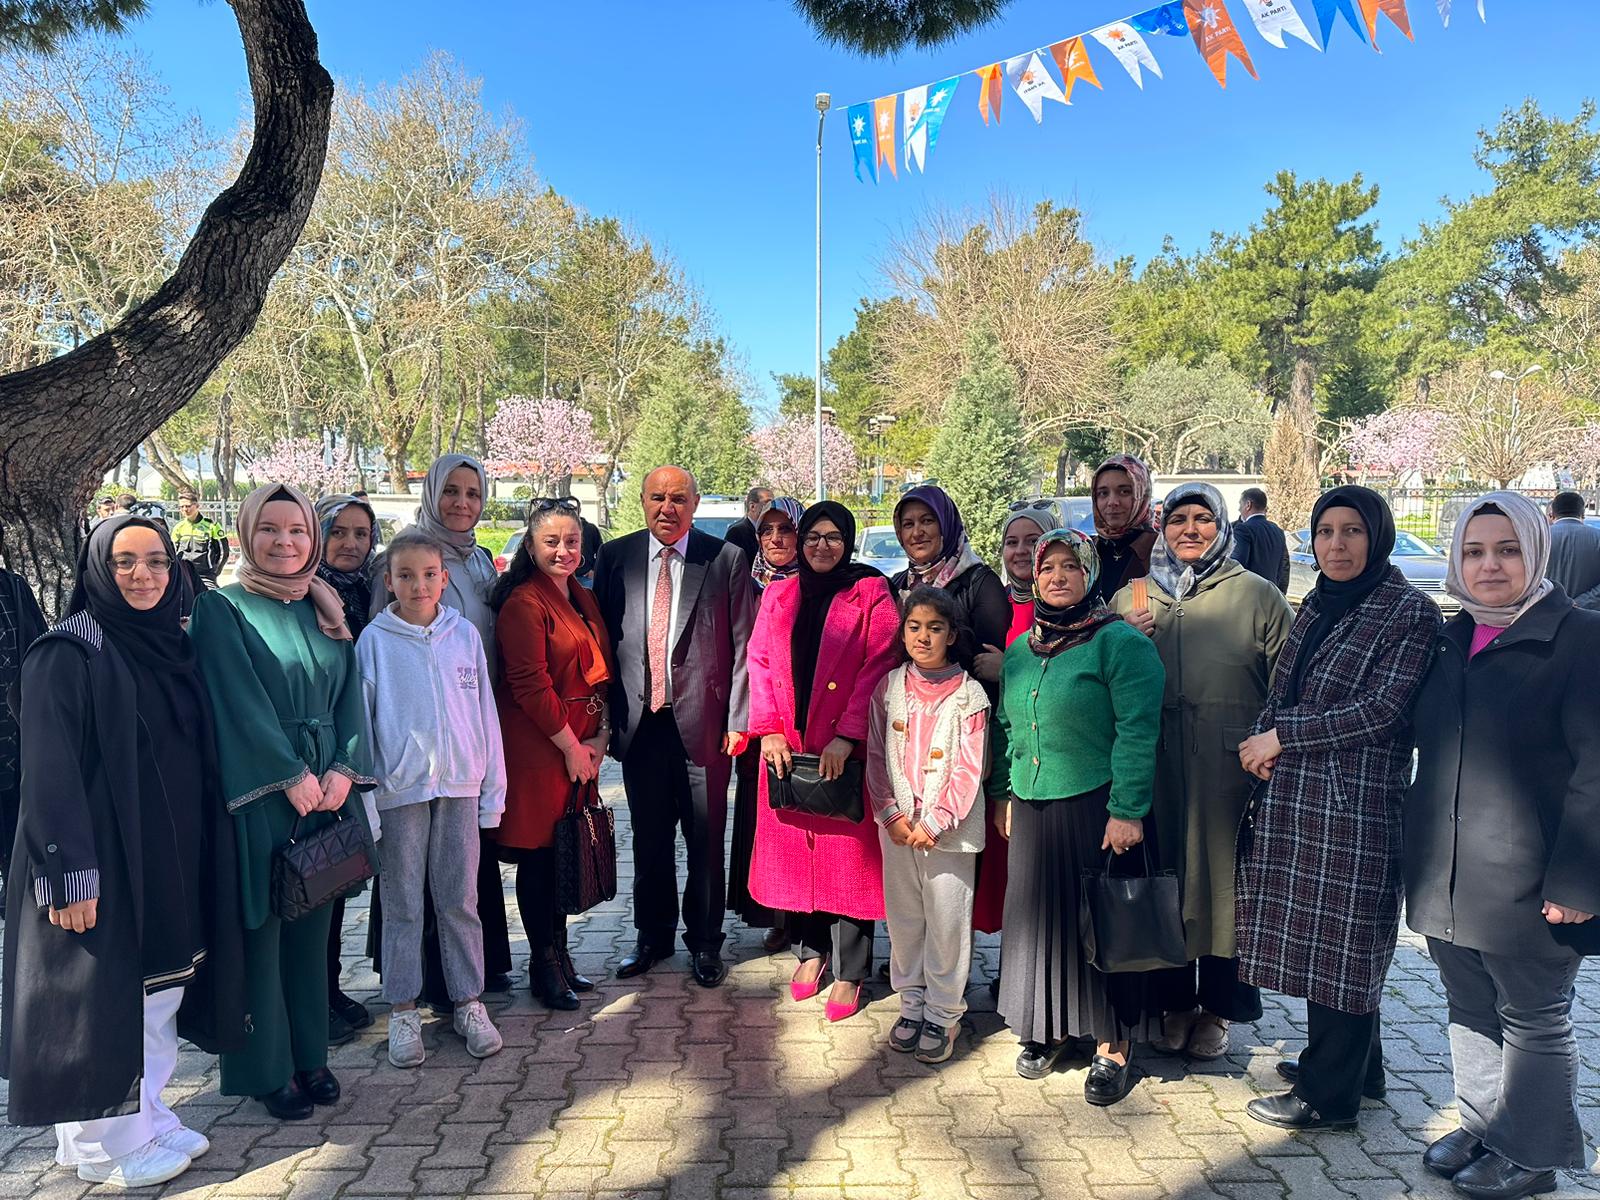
[172,491,231,587]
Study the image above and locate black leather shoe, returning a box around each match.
[1015,1040,1068,1080]
[557,947,595,992]
[1276,1057,1386,1100]
[1450,1151,1556,1200]
[533,947,580,1010]
[691,951,728,988]
[1423,1128,1487,1180]
[1084,1053,1136,1107]
[258,1080,314,1121]
[1246,1091,1357,1132]
[424,993,455,1016]
[616,944,669,979]
[330,990,373,1030]
[482,972,513,994]
[295,1067,340,1106]
[328,1007,356,1047]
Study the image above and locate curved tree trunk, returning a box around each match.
[0,0,333,618]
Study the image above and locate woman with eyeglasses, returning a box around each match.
[727,497,806,952]
[1109,483,1293,1062]
[748,502,900,1022]
[188,485,375,1122]
[3,515,244,1188]
[890,485,1009,688]
[489,497,616,1009]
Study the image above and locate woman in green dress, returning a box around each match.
[189,484,374,1121]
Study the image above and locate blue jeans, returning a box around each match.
[1427,938,1587,1171]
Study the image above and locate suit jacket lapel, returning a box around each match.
[673,539,708,652]
[623,534,649,666]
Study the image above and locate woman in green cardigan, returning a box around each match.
[189,484,374,1121]
[991,528,1164,1108]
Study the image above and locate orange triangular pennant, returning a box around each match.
[1048,36,1103,103]
[1182,0,1259,88]
[873,95,898,179]
[976,63,1004,124]
[1358,0,1416,48]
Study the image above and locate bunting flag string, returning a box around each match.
[835,0,1482,183]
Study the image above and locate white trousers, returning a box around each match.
[879,830,977,1028]
[55,986,184,1166]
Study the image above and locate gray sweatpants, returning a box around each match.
[380,797,485,1005]
[879,828,977,1028]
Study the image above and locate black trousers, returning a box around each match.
[791,911,874,983]
[367,835,512,996]
[511,848,566,954]
[1149,956,1263,1023]
[621,707,730,954]
[326,895,350,999]
[1295,1002,1385,1121]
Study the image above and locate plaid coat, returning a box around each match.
[1235,568,1441,1014]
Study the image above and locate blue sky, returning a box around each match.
[127,1,1598,412]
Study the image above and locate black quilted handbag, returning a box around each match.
[555,779,617,915]
[765,753,865,823]
[271,810,376,922]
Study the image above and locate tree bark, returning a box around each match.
[0,0,333,617]
[216,385,237,502]
[143,433,195,494]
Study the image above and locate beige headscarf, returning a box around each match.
[1444,491,1554,628]
[236,483,354,641]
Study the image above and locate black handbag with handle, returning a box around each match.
[765,753,865,824]
[1079,843,1188,974]
[555,778,617,915]
[271,810,376,922]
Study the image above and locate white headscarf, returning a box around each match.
[1444,491,1554,627]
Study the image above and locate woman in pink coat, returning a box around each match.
[749,501,900,1022]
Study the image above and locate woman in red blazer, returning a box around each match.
[748,501,900,1022]
[491,499,616,1011]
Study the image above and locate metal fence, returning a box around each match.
[1375,486,1566,546]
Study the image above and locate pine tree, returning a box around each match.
[925,330,1032,564]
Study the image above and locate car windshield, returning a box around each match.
[860,530,901,557]
[692,515,741,539]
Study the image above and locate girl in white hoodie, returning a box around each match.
[356,531,507,1068]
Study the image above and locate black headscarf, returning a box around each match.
[790,501,882,733]
[1283,485,1396,706]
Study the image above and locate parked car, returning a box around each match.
[691,496,746,541]
[1287,527,1460,616]
[1043,497,1097,535]
[857,525,908,579]
[494,529,524,573]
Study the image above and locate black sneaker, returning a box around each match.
[328,1007,356,1047]
[889,1018,923,1053]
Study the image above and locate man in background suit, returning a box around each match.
[593,466,757,987]
[1232,487,1291,593]
[1547,490,1600,609]
[723,486,772,562]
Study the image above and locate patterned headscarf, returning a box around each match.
[236,483,352,641]
[1147,482,1236,601]
[1028,528,1120,658]
[314,494,377,636]
[750,496,805,591]
[895,484,984,589]
[1000,498,1071,603]
[1091,453,1155,539]
[1445,491,1554,627]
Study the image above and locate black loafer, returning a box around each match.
[258,1080,314,1121]
[1246,1091,1356,1132]
[424,993,455,1016]
[482,972,513,994]
[328,1007,356,1047]
[330,990,373,1030]
[1423,1128,1487,1179]
[1084,1054,1136,1107]
[1015,1040,1068,1080]
[1276,1057,1386,1100]
[691,951,728,989]
[295,1067,340,1106]
[1450,1151,1556,1200]
[617,944,669,979]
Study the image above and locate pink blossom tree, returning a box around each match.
[247,437,356,499]
[1342,409,1450,480]
[485,395,604,495]
[749,418,861,498]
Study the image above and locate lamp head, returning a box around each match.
[816,92,832,113]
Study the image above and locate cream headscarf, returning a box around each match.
[236,483,353,641]
[1444,491,1554,627]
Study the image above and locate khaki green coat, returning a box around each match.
[1112,559,1293,960]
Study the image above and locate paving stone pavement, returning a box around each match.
[3,760,1597,1198]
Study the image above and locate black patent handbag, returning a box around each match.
[271,810,376,922]
[1079,843,1188,974]
[765,753,866,824]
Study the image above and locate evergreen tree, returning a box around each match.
[925,330,1032,563]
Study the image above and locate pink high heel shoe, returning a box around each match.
[824,983,864,1022]
[790,956,829,1002]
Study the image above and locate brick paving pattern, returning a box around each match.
[3,760,1597,1198]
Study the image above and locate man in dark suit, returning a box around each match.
[723,486,772,562]
[593,466,757,987]
[1231,487,1291,593]
[1547,490,1600,609]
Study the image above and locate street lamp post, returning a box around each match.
[814,92,831,502]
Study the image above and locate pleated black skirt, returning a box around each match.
[997,785,1164,1047]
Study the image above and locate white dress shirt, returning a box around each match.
[645,529,691,695]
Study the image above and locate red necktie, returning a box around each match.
[649,546,675,712]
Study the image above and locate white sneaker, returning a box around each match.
[453,999,503,1059]
[388,1007,426,1067]
[76,1139,191,1188]
[154,1125,210,1159]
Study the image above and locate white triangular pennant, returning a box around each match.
[1004,50,1067,123]
[1089,21,1164,88]
[1243,0,1320,48]
[902,84,928,172]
